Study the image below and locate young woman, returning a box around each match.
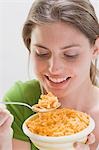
[0,0,99,149]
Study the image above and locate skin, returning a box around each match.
[0,105,13,150]
[0,22,99,149]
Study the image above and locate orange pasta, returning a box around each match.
[26,108,90,136]
[32,92,60,109]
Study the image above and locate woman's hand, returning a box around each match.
[0,104,14,150]
[73,133,95,150]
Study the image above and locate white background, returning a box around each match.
[0,0,99,99]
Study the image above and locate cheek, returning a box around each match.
[66,53,91,75]
[72,56,91,78]
[32,56,48,75]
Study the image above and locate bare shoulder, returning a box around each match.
[92,111,99,142]
[12,139,30,150]
[90,86,99,142]
[92,86,99,110]
[91,86,99,117]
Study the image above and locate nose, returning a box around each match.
[48,55,63,75]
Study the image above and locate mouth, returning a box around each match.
[45,75,71,85]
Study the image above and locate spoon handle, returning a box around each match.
[0,101,32,110]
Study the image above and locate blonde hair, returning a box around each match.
[22,0,99,85]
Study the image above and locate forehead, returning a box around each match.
[32,22,82,36]
[31,22,90,48]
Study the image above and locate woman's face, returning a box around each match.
[30,22,94,98]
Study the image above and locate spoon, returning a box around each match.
[32,102,61,112]
[0,101,61,113]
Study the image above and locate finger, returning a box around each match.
[0,113,13,126]
[0,107,10,114]
[2,114,13,129]
[0,114,14,133]
[73,142,90,150]
[0,116,13,138]
[0,104,6,109]
[86,133,95,145]
[0,108,12,126]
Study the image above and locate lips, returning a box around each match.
[45,75,71,84]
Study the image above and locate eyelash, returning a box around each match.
[36,52,50,57]
[64,54,79,59]
[35,51,79,60]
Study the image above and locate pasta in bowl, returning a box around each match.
[23,108,95,150]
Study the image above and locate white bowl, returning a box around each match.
[22,114,95,150]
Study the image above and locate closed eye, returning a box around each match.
[64,54,79,58]
[33,47,50,57]
[36,51,50,58]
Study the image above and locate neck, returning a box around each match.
[59,79,95,112]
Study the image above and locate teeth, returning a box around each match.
[48,76,69,83]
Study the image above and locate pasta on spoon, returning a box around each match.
[32,92,61,112]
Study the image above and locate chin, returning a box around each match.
[44,86,66,98]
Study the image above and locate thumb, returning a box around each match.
[73,142,90,150]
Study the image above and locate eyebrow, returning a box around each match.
[34,44,49,50]
[34,44,80,50]
[61,44,81,50]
